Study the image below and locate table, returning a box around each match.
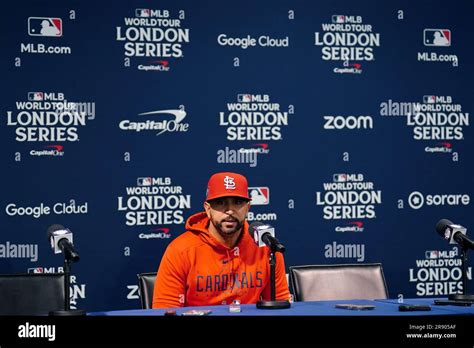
[83,298,473,344]
[90,298,474,316]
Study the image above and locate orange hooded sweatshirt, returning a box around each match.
[152,212,290,308]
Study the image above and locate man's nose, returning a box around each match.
[224,202,236,214]
[225,206,235,214]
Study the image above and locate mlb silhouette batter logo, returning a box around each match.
[238,94,252,103]
[249,187,269,205]
[423,29,451,47]
[28,17,62,37]
[332,15,345,23]
[28,92,44,101]
[333,174,347,182]
[136,9,151,17]
[137,177,152,186]
[423,95,436,104]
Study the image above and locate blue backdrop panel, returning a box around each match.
[1,0,473,311]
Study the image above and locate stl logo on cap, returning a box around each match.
[224,176,236,190]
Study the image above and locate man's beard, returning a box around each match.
[211,216,244,236]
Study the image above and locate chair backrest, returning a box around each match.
[0,273,65,315]
[137,272,157,309]
[289,263,388,302]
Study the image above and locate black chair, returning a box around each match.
[0,273,65,315]
[137,272,157,309]
[289,263,389,302]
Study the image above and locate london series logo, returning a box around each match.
[314,15,381,74]
[379,95,469,154]
[116,8,190,71]
[409,247,472,296]
[316,173,382,231]
[219,94,292,141]
[6,91,95,146]
[117,177,191,226]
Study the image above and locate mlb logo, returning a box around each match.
[423,95,436,104]
[238,94,252,103]
[136,9,151,17]
[425,250,439,259]
[28,92,43,101]
[249,187,270,205]
[28,17,62,37]
[444,230,451,240]
[137,177,152,186]
[332,15,345,23]
[333,174,347,182]
[423,29,451,47]
[27,267,44,274]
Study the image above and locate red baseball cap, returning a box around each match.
[205,172,250,202]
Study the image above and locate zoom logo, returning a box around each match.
[408,191,470,210]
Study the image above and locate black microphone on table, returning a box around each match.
[47,224,80,262]
[248,221,290,309]
[436,219,474,250]
[249,221,286,253]
[436,219,474,302]
[46,224,86,316]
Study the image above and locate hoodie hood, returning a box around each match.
[185,211,252,251]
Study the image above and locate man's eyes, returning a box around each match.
[212,199,245,206]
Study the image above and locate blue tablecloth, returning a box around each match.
[377,297,474,315]
[89,298,474,316]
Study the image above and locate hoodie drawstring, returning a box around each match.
[226,249,232,286]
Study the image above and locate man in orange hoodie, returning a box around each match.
[152,172,290,308]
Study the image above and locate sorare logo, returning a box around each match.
[28,17,62,37]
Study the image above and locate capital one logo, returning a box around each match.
[119,109,189,135]
[408,191,470,210]
[139,110,187,135]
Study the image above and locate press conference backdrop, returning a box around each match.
[1,0,473,312]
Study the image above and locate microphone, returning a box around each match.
[249,221,291,309]
[47,224,80,262]
[249,221,286,253]
[436,219,474,250]
[46,224,86,316]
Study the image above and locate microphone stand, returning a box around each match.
[449,245,474,302]
[256,251,291,309]
[49,256,86,316]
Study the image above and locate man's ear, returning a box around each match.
[204,202,211,218]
